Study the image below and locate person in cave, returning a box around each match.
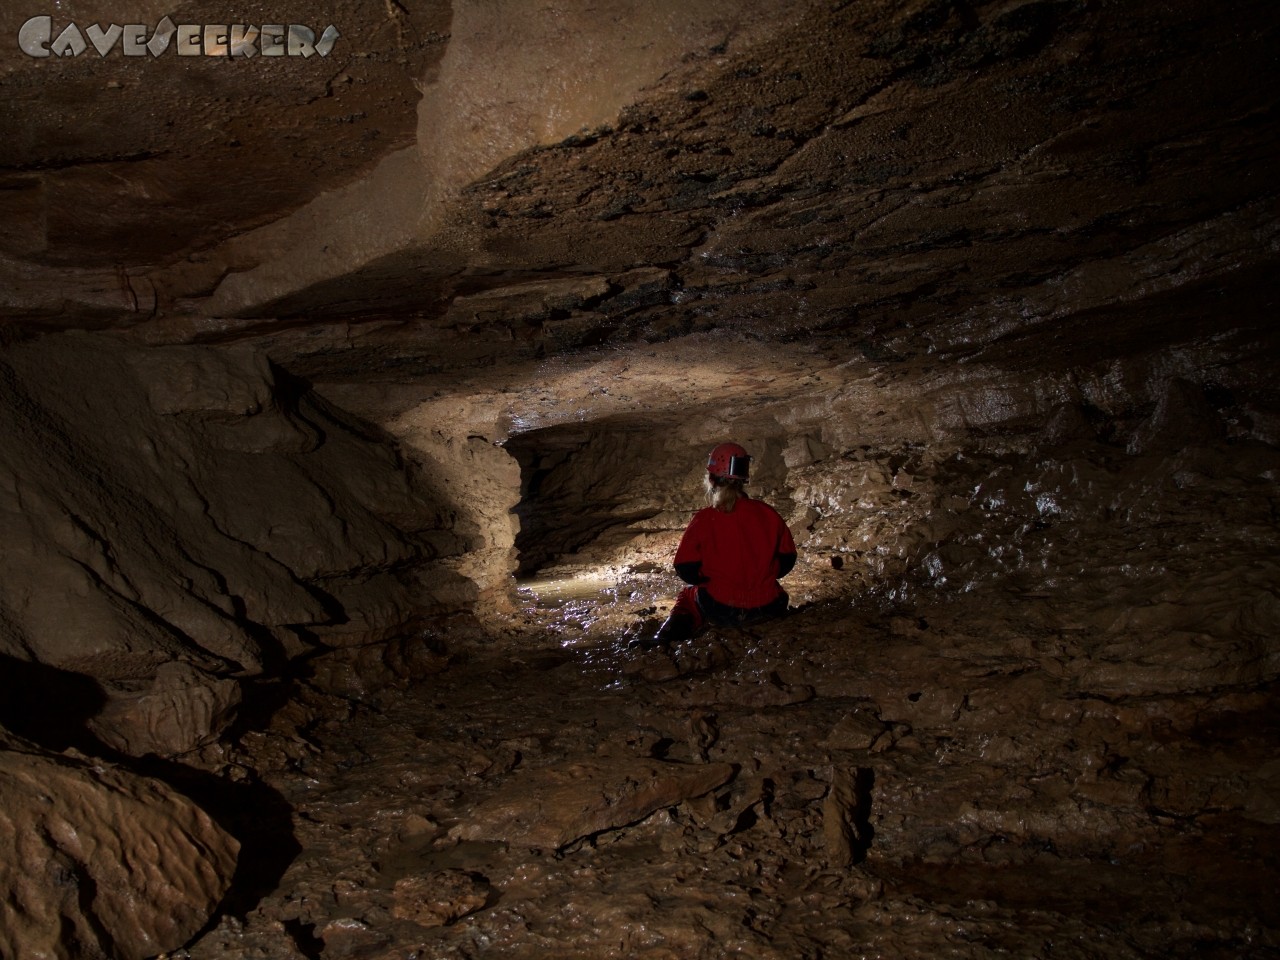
[639,442,797,651]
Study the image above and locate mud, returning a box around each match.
[179,421,1280,960]
[1,0,1277,955]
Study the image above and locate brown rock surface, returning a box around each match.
[0,1,446,273]
[0,332,464,757]
[391,869,490,928]
[450,756,736,850]
[0,0,1276,956]
[0,733,239,960]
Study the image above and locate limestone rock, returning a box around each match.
[824,707,888,752]
[0,332,459,756]
[392,869,490,928]
[450,757,735,850]
[1127,378,1225,455]
[823,765,872,868]
[90,661,243,758]
[0,736,239,960]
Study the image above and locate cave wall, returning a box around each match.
[0,332,473,759]
[489,281,1277,610]
[0,0,1277,955]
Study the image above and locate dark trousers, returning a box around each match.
[661,585,788,642]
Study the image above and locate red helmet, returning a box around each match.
[707,442,750,480]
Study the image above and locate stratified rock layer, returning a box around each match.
[0,0,1275,957]
[451,756,736,850]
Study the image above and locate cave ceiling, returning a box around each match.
[0,1,448,266]
[0,0,1276,437]
[2,5,1279,954]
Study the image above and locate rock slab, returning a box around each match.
[451,757,735,850]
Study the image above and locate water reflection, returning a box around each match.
[515,573,620,646]
[514,570,668,654]
[516,572,620,606]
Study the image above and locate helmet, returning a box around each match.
[707,442,750,480]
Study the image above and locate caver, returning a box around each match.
[641,442,797,651]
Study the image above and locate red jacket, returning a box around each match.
[674,496,796,610]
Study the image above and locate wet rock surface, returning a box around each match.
[0,0,1277,955]
[170,353,1279,957]
[180,563,1279,957]
[450,755,736,852]
[0,731,239,960]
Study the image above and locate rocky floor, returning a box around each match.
[4,1,1278,956]
[177,422,1280,960]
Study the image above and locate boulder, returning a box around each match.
[0,734,239,960]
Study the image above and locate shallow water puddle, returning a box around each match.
[515,571,668,650]
[517,573,621,605]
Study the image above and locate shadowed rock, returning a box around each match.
[0,332,468,757]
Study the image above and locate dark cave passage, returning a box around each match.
[2,0,1279,957]
[504,417,690,579]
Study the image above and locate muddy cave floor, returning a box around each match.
[178,538,1280,960]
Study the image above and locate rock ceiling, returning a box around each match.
[2,1,1279,957]
[0,1,445,267]
[3,0,1274,361]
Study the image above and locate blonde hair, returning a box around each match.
[705,474,747,512]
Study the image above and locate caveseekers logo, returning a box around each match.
[18,15,340,58]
